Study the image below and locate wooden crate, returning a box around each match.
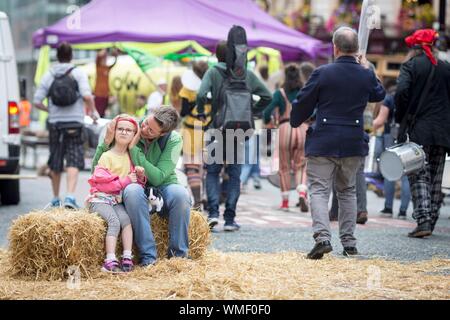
[367,54,406,82]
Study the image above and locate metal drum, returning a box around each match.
[442,155,450,190]
[379,142,426,182]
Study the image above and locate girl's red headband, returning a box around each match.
[117,117,138,130]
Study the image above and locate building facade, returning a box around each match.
[0,0,90,99]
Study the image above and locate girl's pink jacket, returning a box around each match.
[88,166,146,195]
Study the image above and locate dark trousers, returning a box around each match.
[206,163,241,223]
[408,146,447,226]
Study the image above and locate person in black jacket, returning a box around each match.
[395,29,450,238]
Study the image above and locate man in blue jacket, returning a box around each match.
[291,27,385,259]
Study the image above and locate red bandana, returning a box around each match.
[405,29,439,65]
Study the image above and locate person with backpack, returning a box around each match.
[92,106,190,267]
[196,27,272,232]
[33,42,99,209]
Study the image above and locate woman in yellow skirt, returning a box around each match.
[179,61,211,209]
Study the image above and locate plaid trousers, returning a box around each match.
[408,146,447,225]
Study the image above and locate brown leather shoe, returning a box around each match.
[408,221,432,238]
[357,211,368,224]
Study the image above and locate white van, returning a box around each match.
[0,11,21,205]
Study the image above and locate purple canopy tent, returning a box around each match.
[32,0,330,61]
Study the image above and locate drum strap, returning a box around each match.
[399,64,435,141]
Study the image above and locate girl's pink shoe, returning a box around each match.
[101,260,122,273]
[121,257,134,272]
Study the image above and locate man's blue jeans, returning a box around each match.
[384,175,411,212]
[206,163,241,223]
[379,133,411,212]
[240,135,261,185]
[123,183,191,265]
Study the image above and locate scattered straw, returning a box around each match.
[0,250,448,300]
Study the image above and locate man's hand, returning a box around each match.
[357,54,370,69]
[103,118,117,147]
[90,111,100,124]
[264,120,276,129]
[128,125,141,150]
[34,102,49,113]
[128,172,137,183]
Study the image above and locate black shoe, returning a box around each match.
[343,247,358,256]
[398,210,407,219]
[298,196,309,213]
[357,212,368,224]
[380,207,393,216]
[207,217,219,229]
[306,241,333,260]
[408,221,432,238]
[253,178,262,190]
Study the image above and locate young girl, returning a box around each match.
[87,115,146,273]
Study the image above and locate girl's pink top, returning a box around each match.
[88,166,146,195]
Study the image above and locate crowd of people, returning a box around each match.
[31,25,450,272]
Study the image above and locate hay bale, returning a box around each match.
[8,208,105,280]
[8,208,210,280]
[151,210,210,260]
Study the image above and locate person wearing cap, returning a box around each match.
[395,29,450,238]
[92,106,189,266]
[179,61,211,209]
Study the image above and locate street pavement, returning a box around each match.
[0,149,449,262]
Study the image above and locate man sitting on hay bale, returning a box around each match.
[92,106,191,267]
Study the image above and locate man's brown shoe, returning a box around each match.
[357,211,368,224]
[408,222,432,238]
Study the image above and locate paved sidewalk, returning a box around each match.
[1,167,449,262]
[209,178,450,262]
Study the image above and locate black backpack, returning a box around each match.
[48,67,79,107]
[214,26,253,131]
